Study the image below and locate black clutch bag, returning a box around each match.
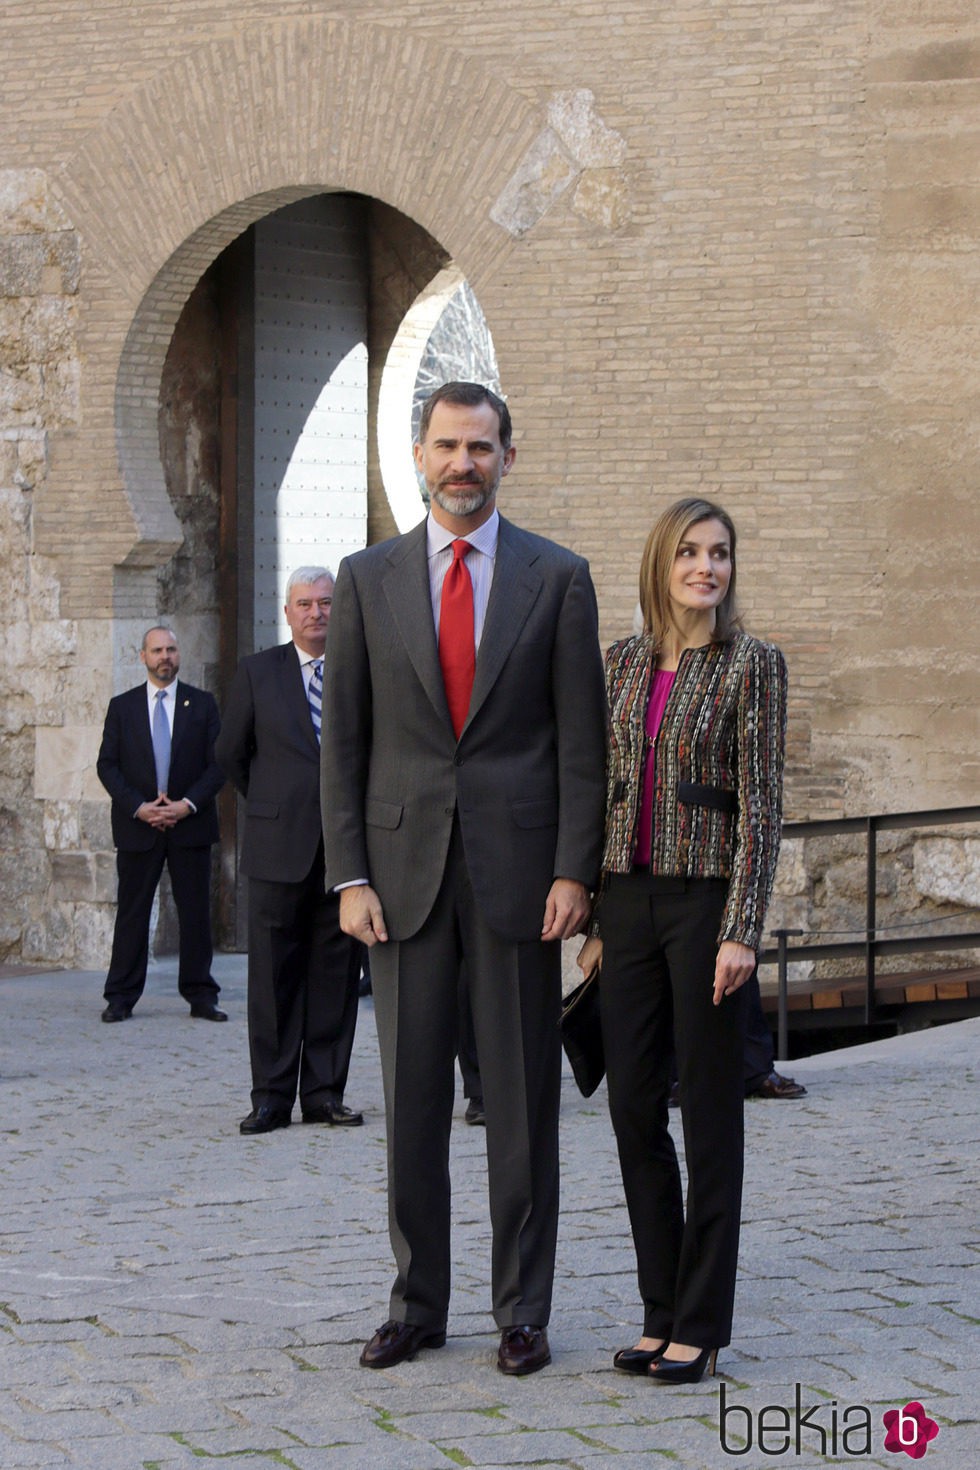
[559,965,604,1097]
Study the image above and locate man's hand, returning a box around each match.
[136,796,175,829]
[136,795,191,829]
[540,879,591,942]
[713,940,756,1006]
[340,885,389,946]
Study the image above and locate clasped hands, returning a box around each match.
[576,934,756,1006]
[339,877,592,947]
[137,794,191,829]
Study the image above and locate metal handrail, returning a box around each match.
[758,805,980,1060]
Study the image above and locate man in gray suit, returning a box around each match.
[217,568,362,1136]
[321,383,606,1375]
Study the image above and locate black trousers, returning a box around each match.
[104,839,218,1009]
[743,972,776,1087]
[246,844,361,1111]
[599,872,747,1348]
[667,971,774,1091]
[369,821,562,1331]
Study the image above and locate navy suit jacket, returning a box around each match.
[215,641,324,885]
[96,682,223,851]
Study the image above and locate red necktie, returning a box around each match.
[439,538,475,739]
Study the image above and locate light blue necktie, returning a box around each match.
[308,661,322,745]
[152,688,171,794]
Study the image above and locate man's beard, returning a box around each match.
[430,475,498,518]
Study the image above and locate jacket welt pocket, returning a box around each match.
[366,797,404,830]
[677,781,736,814]
[512,798,559,829]
[246,800,279,819]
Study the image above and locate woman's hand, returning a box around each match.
[713,940,756,1005]
[576,935,603,976]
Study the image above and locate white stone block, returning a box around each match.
[913,837,980,907]
[34,724,105,801]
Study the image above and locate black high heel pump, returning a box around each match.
[613,1342,668,1375]
[648,1346,719,1384]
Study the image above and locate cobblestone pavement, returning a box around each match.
[0,955,976,1470]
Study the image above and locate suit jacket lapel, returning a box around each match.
[466,518,543,731]
[134,685,157,779]
[169,683,187,763]
[280,643,319,754]
[382,521,450,725]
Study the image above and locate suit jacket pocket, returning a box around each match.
[246,800,279,819]
[366,797,404,830]
[677,781,737,814]
[511,798,559,829]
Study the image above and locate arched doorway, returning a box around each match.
[147,191,500,946]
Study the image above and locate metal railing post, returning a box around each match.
[771,928,802,1063]
[865,815,877,1025]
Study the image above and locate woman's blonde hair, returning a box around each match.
[638,496,741,644]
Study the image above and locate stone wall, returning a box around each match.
[0,168,107,964]
[0,180,225,966]
[768,831,980,982]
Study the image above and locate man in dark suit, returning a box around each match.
[321,383,607,1375]
[216,567,362,1136]
[97,625,225,1023]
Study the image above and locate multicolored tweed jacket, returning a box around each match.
[597,631,787,950]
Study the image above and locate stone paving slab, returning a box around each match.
[1,956,977,1469]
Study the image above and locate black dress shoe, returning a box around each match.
[101,1004,132,1023]
[301,1101,363,1127]
[497,1325,551,1376]
[239,1105,291,1135]
[189,1003,227,1022]
[613,1342,669,1375]
[359,1319,446,1369]
[747,1070,807,1099]
[464,1096,486,1126]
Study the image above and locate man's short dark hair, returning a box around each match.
[141,625,177,651]
[417,381,512,450]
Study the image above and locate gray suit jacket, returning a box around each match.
[320,516,607,942]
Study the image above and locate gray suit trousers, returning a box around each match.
[369,821,562,1331]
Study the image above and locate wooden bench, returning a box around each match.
[759,964,980,1014]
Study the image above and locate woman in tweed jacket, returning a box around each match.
[578,496,787,1384]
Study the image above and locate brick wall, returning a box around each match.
[0,1,976,965]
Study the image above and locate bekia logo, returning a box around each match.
[882,1402,940,1459]
[718,1385,941,1459]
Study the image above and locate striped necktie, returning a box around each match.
[308,660,322,744]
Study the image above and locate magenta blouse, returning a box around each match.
[632,668,676,866]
